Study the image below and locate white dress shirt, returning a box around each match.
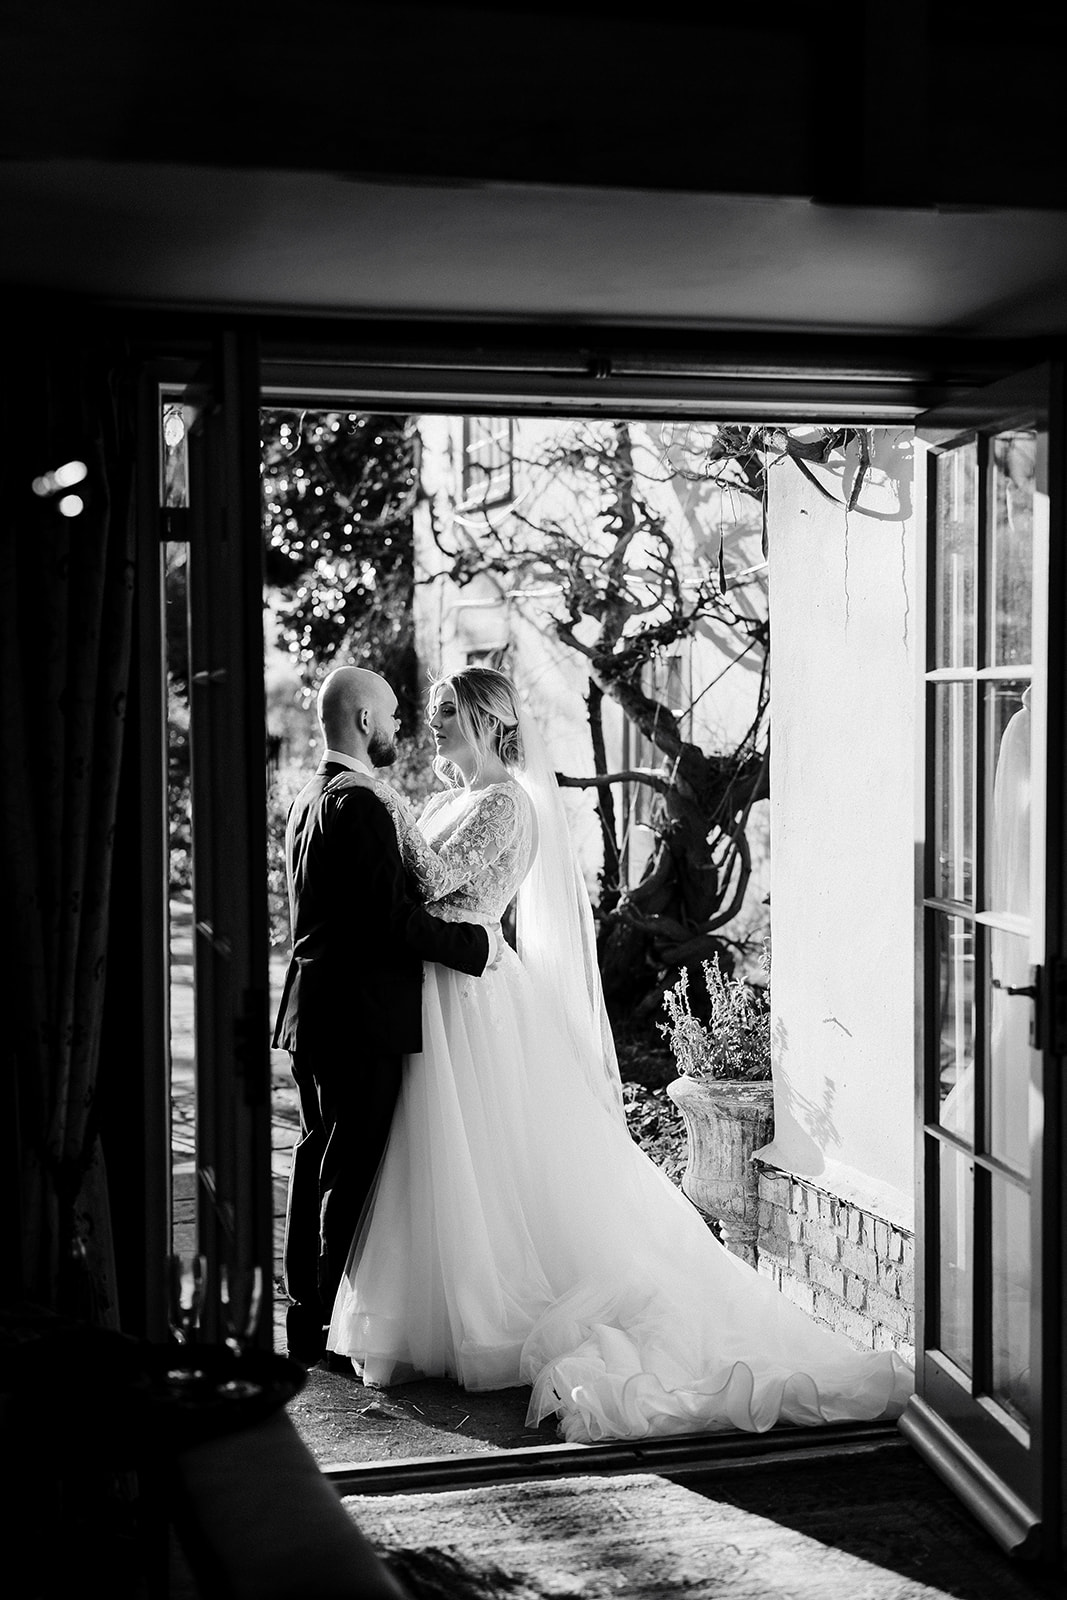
[322,748,374,777]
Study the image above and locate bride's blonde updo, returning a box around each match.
[430,665,524,785]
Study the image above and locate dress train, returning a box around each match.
[328,940,913,1442]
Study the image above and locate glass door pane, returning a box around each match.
[938,1141,974,1374]
[935,912,974,1141]
[989,433,1035,669]
[986,931,1031,1177]
[991,1175,1031,1425]
[162,399,198,1261]
[933,680,974,905]
[934,440,977,669]
[985,680,1033,927]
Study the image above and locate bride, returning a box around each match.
[327,666,913,1441]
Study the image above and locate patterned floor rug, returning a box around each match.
[341,1466,1055,1600]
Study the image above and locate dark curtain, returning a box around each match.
[1,314,137,1326]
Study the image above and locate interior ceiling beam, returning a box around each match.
[255,318,1044,423]
[96,308,1047,422]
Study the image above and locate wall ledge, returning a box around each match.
[753,1147,913,1233]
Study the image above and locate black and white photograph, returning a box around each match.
[4,6,1067,1598]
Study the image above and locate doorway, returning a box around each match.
[148,330,1063,1567]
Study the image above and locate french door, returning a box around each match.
[902,365,1065,1561]
[176,330,274,1345]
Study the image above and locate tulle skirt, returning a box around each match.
[327,946,913,1441]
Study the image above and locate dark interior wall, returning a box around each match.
[2,0,1062,1361]
[1,0,1064,208]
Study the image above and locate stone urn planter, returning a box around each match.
[666,1075,774,1266]
[659,952,774,1267]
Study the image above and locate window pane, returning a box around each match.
[934,442,977,669]
[988,932,1032,1176]
[933,680,974,903]
[991,1178,1031,1426]
[161,400,190,509]
[984,681,1032,924]
[936,914,974,1143]
[938,1142,973,1374]
[989,431,1035,668]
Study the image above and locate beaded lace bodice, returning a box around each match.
[373,778,533,923]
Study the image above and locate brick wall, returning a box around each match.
[755,1163,914,1363]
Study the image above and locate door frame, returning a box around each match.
[114,328,272,1341]
[107,311,1062,1556]
[180,328,273,1343]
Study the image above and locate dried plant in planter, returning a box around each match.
[658,950,771,1083]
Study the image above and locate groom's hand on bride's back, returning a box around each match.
[484,927,505,973]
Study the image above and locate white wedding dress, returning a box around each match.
[327,772,913,1442]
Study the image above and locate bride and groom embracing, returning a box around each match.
[274,663,913,1442]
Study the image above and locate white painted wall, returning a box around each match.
[758,428,916,1228]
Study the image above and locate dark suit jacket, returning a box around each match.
[272,763,488,1058]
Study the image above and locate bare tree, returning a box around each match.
[425,417,776,1022]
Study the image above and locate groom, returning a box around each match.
[273,665,495,1367]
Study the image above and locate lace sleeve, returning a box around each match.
[367,783,425,877]
[403,785,525,900]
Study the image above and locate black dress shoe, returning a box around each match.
[287,1345,326,1369]
[285,1303,327,1367]
[322,1351,355,1376]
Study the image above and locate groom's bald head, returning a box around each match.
[318,666,389,737]
[318,667,399,767]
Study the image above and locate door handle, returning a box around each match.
[992,964,1043,1047]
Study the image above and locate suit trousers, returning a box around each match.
[282,1045,404,1357]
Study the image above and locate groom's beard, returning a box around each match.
[368,730,398,768]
